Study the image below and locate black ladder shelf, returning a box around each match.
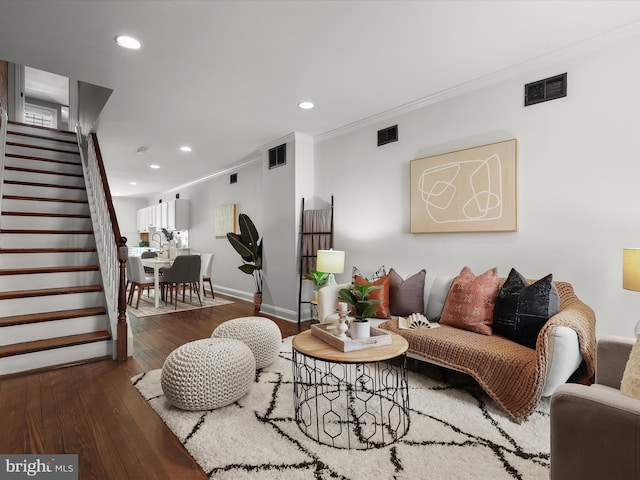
[297,196,334,325]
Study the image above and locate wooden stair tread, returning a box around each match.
[0,285,103,300]
[5,165,84,178]
[0,265,100,276]
[6,141,79,156]
[8,120,77,136]
[0,307,107,327]
[7,130,79,146]
[4,179,86,190]
[0,229,94,234]
[5,153,82,167]
[2,194,88,204]
[0,247,96,254]
[1,211,91,219]
[0,330,111,359]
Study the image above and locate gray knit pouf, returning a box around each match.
[212,316,282,369]
[161,338,255,411]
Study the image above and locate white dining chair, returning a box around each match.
[127,256,157,308]
[200,253,214,297]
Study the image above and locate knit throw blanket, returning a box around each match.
[379,281,596,422]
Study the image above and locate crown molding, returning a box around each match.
[315,20,640,143]
[160,20,640,195]
[162,151,262,195]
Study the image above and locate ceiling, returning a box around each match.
[1,1,640,198]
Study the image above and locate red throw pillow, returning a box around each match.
[440,266,499,335]
[354,273,391,319]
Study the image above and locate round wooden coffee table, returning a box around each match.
[292,330,410,449]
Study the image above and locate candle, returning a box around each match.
[338,302,348,312]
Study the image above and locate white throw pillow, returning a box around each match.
[621,335,640,400]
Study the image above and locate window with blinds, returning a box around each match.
[24,103,57,128]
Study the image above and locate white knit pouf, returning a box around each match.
[161,338,255,411]
[212,316,282,369]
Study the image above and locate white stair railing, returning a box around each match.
[78,129,130,360]
[0,108,8,228]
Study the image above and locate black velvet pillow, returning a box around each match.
[493,268,560,349]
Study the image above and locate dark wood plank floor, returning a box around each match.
[0,294,310,479]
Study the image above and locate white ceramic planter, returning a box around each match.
[349,320,370,340]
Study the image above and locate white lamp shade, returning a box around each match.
[623,248,640,292]
[316,249,345,274]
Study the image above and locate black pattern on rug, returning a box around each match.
[131,339,550,480]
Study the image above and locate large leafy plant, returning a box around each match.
[338,282,382,322]
[227,214,263,293]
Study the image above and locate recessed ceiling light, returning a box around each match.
[150,164,160,169]
[179,145,192,152]
[298,101,314,110]
[115,35,142,50]
[129,182,137,185]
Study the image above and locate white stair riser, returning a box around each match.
[5,144,80,163]
[0,270,102,291]
[4,156,83,176]
[0,340,112,376]
[0,234,95,249]
[1,198,89,215]
[7,124,77,142]
[6,133,79,153]
[1,315,108,345]
[4,169,85,188]
[1,291,105,316]
[2,183,88,201]
[1,215,92,230]
[0,252,98,268]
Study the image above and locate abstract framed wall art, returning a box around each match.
[214,203,237,237]
[410,139,518,233]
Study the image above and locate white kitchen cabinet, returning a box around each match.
[136,207,149,233]
[160,202,168,229]
[167,199,189,231]
[137,199,189,233]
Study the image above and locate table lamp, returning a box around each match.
[316,249,345,286]
[622,248,640,336]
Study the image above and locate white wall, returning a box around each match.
[314,34,640,338]
[112,196,147,246]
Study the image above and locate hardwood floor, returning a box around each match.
[0,294,310,479]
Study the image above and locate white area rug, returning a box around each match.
[131,337,550,479]
[127,289,232,317]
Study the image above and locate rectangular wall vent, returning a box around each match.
[268,143,286,169]
[524,73,567,106]
[230,173,238,184]
[377,125,398,146]
[175,193,180,199]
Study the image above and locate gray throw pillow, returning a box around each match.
[425,275,455,321]
[389,268,426,317]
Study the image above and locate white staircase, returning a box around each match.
[0,122,112,376]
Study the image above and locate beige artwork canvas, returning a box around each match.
[410,139,518,233]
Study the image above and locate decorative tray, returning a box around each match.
[310,323,393,352]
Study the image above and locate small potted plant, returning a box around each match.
[161,228,175,258]
[304,270,329,323]
[338,282,382,339]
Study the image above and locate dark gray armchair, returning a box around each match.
[161,255,202,309]
[550,336,639,480]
